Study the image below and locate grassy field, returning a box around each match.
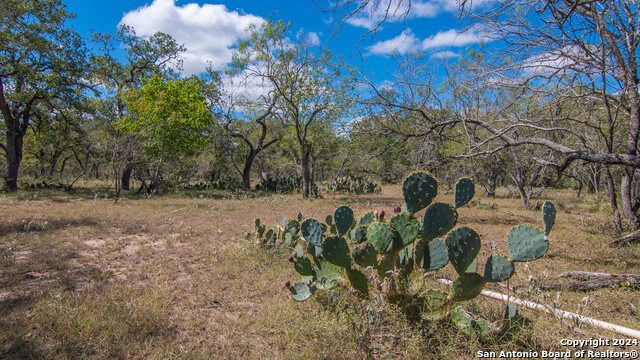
[0,184,639,359]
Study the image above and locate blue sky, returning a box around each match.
[63,0,488,83]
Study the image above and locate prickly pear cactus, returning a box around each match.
[273,171,555,339]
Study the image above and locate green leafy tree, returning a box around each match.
[91,25,185,195]
[118,75,213,191]
[233,20,352,198]
[0,0,87,189]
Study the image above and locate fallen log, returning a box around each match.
[611,229,640,247]
[535,271,640,291]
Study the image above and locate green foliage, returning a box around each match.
[326,175,381,194]
[268,171,555,340]
[256,176,301,193]
[119,75,213,158]
[1,0,88,188]
[179,177,242,191]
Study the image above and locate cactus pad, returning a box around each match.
[390,213,420,249]
[542,201,556,235]
[445,226,481,275]
[349,225,368,244]
[396,245,412,268]
[307,243,323,258]
[359,211,375,226]
[265,228,277,243]
[499,302,525,336]
[347,269,369,295]
[451,306,492,339]
[376,250,398,278]
[414,239,427,264]
[422,238,449,271]
[484,254,514,282]
[421,290,450,320]
[367,222,393,253]
[402,171,438,213]
[294,245,303,257]
[283,232,294,247]
[454,177,475,208]
[352,242,378,268]
[255,218,261,227]
[294,256,313,276]
[322,236,352,269]
[450,273,486,301]
[286,219,300,235]
[290,282,315,301]
[301,218,324,247]
[334,205,354,236]
[325,215,333,226]
[466,258,478,273]
[421,202,458,241]
[508,224,548,262]
[312,259,342,290]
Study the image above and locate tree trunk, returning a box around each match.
[621,73,640,230]
[121,163,133,191]
[242,150,258,190]
[603,165,623,233]
[59,156,69,178]
[485,172,497,197]
[301,143,312,199]
[4,122,23,190]
[515,181,531,210]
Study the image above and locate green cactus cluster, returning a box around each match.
[252,213,304,247]
[325,175,381,194]
[277,171,556,338]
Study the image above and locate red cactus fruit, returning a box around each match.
[288,256,294,262]
[284,280,291,288]
[394,206,401,213]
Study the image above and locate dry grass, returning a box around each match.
[0,185,639,359]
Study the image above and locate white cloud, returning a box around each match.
[368,27,488,55]
[296,30,321,46]
[308,32,321,46]
[222,69,273,106]
[521,46,593,76]
[421,28,487,49]
[430,50,460,59]
[120,0,263,75]
[368,29,420,55]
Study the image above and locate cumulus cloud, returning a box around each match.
[296,30,321,46]
[368,29,420,55]
[421,28,487,49]
[222,70,273,105]
[368,26,489,55]
[120,0,263,75]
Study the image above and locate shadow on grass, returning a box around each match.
[0,216,100,236]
